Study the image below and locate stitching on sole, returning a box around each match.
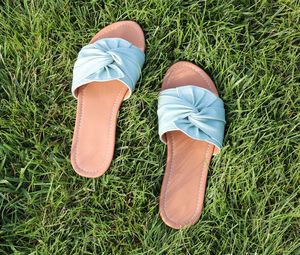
[73,87,125,174]
[162,133,211,227]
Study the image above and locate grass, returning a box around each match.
[0,0,299,254]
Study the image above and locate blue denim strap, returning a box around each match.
[157,85,226,153]
[72,38,145,100]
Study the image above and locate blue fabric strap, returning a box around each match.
[157,85,226,153]
[72,38,145,100]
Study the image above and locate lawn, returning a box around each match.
[0,0,299,254]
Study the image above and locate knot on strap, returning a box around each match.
[157,85,226,153]
[72,38,145,99]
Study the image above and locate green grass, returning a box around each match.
[0,0,299,254]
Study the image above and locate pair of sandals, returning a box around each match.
[70,21,226,229]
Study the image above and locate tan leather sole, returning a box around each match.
[159,61,219,229]
[71,21,145,178]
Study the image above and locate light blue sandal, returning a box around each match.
[157,61,225,229]
[70,21,145,178]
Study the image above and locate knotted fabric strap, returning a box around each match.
[72,38,145,99]
[157,85,226,154]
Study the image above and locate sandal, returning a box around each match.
[70,21,145,178]
[157,61,225,229]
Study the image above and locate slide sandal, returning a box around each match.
[157,61,226,229]
[70,21,145,178]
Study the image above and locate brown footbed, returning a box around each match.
[71,21,145,178]
[159,61,219,229]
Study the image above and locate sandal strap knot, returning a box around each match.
[157,85,226,153]
[72,38,145,99]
